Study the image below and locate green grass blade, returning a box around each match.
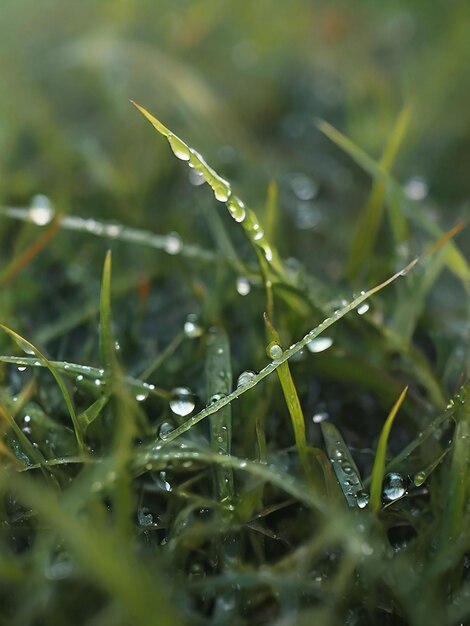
[318,120,470,283]
[159,260,418,443]
[442,383,470,543]
[100,250,114,374]
[0,324,85,452]
[369,386,408,513]
[131,100,286,279]
[78,395,110,432]
[0,470,184,626]
[346,104,411,279]
[205,326,234,506]
[321,422,368,508]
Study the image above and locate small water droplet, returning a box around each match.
[28,194,54,225]
[188,169,205,186]
[307,337,333,353]
[17,366,27,372]
[267,342,283,359]
[213,181,231,202]
[413,470,426,487]
[76,374,83,383]
[135,392,148,402]
[357,303,370,315]
[227,196,246,223]
[184,313,203,338]
[236,276,251,296]
[164,232,182,255]
[209,393,225,405]
[290,174,318,201]
[312,412,329,424]
[237,370,256,388]
[383,472,406,501]
[94,379,102,387]
[168,134,191,161]
[404,176,428,201]
[169,387,195,417]
[356,491,369,509]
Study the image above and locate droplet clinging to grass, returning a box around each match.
[236,276,251,296]
[169,387,195,417]
[28,194,54,226]
[307,337,333,353]
[383,472,406,501]
[267,342,283,360]
[236,370,256,388]
[184,314,203,338]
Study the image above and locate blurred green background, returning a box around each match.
[0,0,469,342]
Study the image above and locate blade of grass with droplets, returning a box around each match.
[0,324,84,451]
[159,259,417,444]
[346,104,411,279]
[320,422,368,508]
[264,313,318,488]
[369,386,408,512]
[0,215,62,286]
[131,100,286,279]
[0,469,184,626]
[318,120,470,284]
[441,384,470,543]
[205,326,234,506]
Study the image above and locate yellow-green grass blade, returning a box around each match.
[369,386,408,513]
[99,250,115,374]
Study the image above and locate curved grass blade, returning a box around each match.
[346,104,411,279]
[321,422,368,508]
[0,324,84,452]
[369,386,408,513]
[78,395,110,432]
[205,326,234,506]
[318,120,470,283]
[131,100,286,279]
[159,259,417,444]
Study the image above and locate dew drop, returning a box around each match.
[237,370,256,388]
[28,194,54,226]
[357,303,370,315]
[184,313,203,338]
[236,276,251,296]
[168,135,191,161]
[228,196,246,223]
[341,463,354,475]
[383,472,406,501]
[164,232,182,255]
[312,412,329,424]
[413,471,426,487]
[356,491,370,509]
[404,176,428,201]
[188,169,205,186]
[158,421,174,439]
[290,174,318,201]
[135,392,148,402]
[307,337,333,353]
[267,342,283,359]
[209,393,225,405]
[213,182,231,202]
[137,507,154,526]
[169,387,195,417]
[17,366,27,372]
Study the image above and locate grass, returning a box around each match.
[0,3,469,623]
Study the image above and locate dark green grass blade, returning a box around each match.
[369,386,408,512]
[205,326,234,506]
[0,324,84,451]
[0,470,184,626]
[321,422,367,508]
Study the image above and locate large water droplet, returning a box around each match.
[168,135,191,161]
[307,337,333,353]
[267,342,283,359]
[169,387,195,417]
[188,169,205,186]
[184,313,203,338]
[237,370,256,388]
[383,472,406,501]
[29,194,54,226]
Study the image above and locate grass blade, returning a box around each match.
[369,386,408,512]
[100,250,114,374]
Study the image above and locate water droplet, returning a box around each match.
[209,393,225,405]
[168,134,191,161]
[17,366,27,372]
[236,276,251,296]
[227,196,246,223]
[184,313,203,338]
[94,379,102,387]
[290,174,318,201]
[213,183,231,202]
[188,169,205,186]
[135,392,148,402]
[23,415,31,423]
[413,471,426,487]
[383,472,406,501]
[237,370,256,388]
[106,224,122,238]
[169,387,195,417]
[267,342,283,359]
[158,422,174,439]
[307,337,333,353]
[137,507,155,526]
[164,232,182,255]
[356,491,369,509]
[156,471,172,492]
[341,463,354,475]
[28,194,54,225]
[404,176,428,201]
[357,303,370,315]
[312,412,329,424]
[76,374,83,383]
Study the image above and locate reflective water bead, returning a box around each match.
[383,472,406,501]
[168,135,191,161]
[357,303,370,315]
[158,422,174,439]
[227,196,246,223]
[29,194,54,226]
[307,337,333,353]
[237,370,256,388]
[164,232,182,255]
[267,342,283,359]
[236,276,251,296]
[312,412,329,424]
[356,491,369,509]
[184,313,203,338]
[169,387,195,417]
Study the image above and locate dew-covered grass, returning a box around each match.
[1,2,470,625]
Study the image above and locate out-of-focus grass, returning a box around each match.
[0,1,469,625]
